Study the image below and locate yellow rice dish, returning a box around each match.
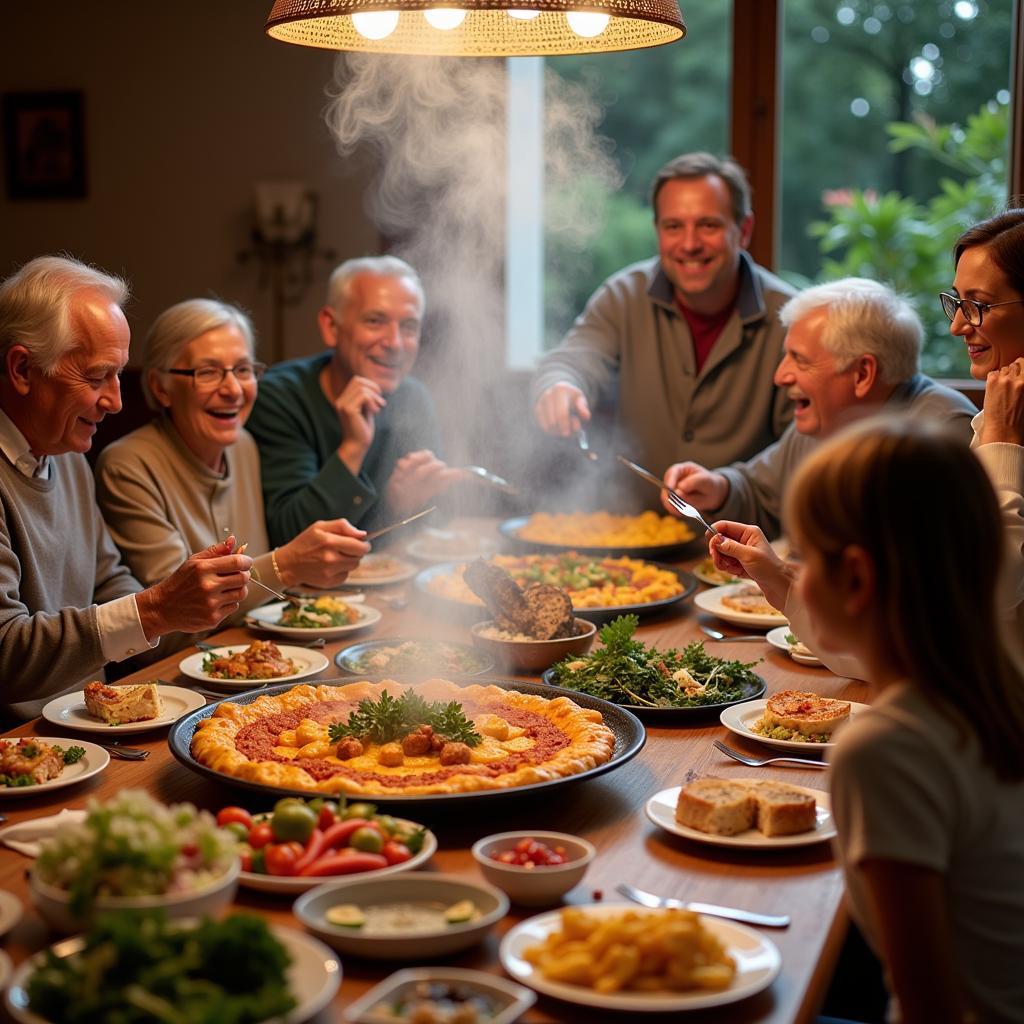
[517,511,694,548]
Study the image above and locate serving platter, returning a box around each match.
[694,584,788,629]
[334,638,494,677]
[178,646,330,690]
[498,515,704,560]
[540,668,765,721]
[719,698,870,752]
[645,783,836,849]
[167,677,645,806]
[41,686,205,734]
[414,561,697,626]
[245,600,382,639]
[499,902,781,1012]
[0,739,109,799]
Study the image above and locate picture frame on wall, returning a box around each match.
[2,90,86,200]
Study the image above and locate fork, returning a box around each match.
[713,738,829,769]
[617,883,790,928]
[576,429,599,461]
[460,465,519,495]
[700,625,767,643]
[616,455,719,536]
[93,742,149,761]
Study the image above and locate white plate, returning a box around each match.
[0,739,109,798]
[4,923,340,1024]
[766,626,824,667]
[41,685,205,734]
[499,902,780,1012]
[645,784,836,849]
[246,600,382,639]
[720,698,870,752]
[405,529,497,563]
[238,825,437,894]
[343,554,418,587]
[694,584,788,628]
[178,646,330,689]
[0,891,22,937]
[691,558,742,587]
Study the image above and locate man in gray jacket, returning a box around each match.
[662,277,977,538]
[0,255,253,718]
[531,152,794,510]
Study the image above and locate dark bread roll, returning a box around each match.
[463,559,534,633]
[522,583,575,640]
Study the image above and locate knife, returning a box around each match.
[366,505,437,542]
[617,883,790,928]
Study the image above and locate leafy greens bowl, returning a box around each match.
[542,615,766,720]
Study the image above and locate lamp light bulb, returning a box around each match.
[508,8,541,18]
[424,7,467,29]
[566,10,610,36]
[351,10,400,38]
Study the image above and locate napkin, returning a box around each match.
[0,808,86,858]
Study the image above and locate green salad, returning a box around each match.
[27,911,296,1024]
[548,615,762,709]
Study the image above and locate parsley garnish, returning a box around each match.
[21,743,39,759]
[328,689,481,746]
[62,746,86,765]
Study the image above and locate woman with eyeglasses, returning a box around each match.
[95,299,369,652]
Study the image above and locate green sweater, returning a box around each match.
[0,451,140,718]
[246,352,443,545]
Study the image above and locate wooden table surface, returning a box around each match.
[0,525,867,1023]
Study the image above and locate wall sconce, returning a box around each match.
[238,181,335,363]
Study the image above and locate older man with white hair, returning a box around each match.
[0,255,252,719]
[661,277,977,537]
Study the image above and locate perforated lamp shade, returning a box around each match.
[266,0,685,56]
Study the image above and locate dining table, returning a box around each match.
[0,519,869,1023]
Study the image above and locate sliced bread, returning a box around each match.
[675,778,756,836]
[748,780,818,836]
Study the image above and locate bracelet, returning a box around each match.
[271,548,283,583]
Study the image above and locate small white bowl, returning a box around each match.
[471,831,595,906]
[29,858,240,934]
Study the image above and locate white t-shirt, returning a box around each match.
[829,682,1024,1022]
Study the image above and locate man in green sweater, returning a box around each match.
[0,256,253,719]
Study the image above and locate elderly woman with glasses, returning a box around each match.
[95,299,369,652]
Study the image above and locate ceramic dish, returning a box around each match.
[471,831,595,905]
[343,553,418,587]
[294,873,509,960]
[694,584,788,629]
[335,638,494,677]
[765,626,824,667]
[470,619,596,673]
[4,923,340,1024]
[406,528,498,563]
[342,967,535,1024]
[167,678,645,806]
[645,784,837,849]
[238,824,437,894]
[499,902,781,1012]
[0,739,109,798]
[691,557,741,587]
[246,600,382,639]
[541,668,766,722]
[415,562,697,626]
[41,685,205,734]
[498,516,704,560]
[178,646,330,689]
[719,698,870,752]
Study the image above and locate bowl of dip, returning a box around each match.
[469,618,596,673]
[294,873,509,960]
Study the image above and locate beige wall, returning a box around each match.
[0,0,379,362]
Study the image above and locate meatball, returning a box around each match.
[401,730,432,756]
[439,741,472,766]
[335,738,364,760]
[377,742,405,767]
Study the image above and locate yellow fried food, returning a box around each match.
[518,511,694,548]
[522,907,736,994]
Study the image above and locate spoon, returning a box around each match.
[576,429,599,461]
[700,625,767,643]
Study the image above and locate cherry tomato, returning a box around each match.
[222,821,249,844]
[238,848,253,872]
[271,802,318,843]
[216,806,253,829]
[248,822,274,849]
[317,801,339,831]
[350,826,384,854]
[344,802,377,821]
[381,840,412,865]
[264,841,305,876]
[493,837,568,867]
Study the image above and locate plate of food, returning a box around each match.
[691,557,742,587]
[178,641,329,690]
[646,778,836,849]
[41,683,205,734]
[693,583,787,629]
[343,553,418,587]
[416,555,696,625]
[335,639,494,677]
[4,914,340,1024]
[542,615,765,718]
[766,627,824,666]
[406,527,498,563]
[168,676,645,806]
[499,902,780,1012]
[246,598,382,638]
[499,511,699,559]
[720,691,868,751]
[0,738,108,797]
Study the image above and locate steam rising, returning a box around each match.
[324,55,622,510]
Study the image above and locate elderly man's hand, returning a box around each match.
[136,538,252,642]
[708,522,793,611]
[335,375,387,475]
[661,462,729,513]
[534,382,591,437]
[275,519,370,589]
[980,357,1024,446]
[385,450,463,516]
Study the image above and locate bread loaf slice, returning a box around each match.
[748,780,817,836]
[675,778,756,835]
[83,681,163,725]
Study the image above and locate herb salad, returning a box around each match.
[547,615,763,710]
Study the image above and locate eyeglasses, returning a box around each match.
[165,362,267,388]
[939,292,1024,327]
